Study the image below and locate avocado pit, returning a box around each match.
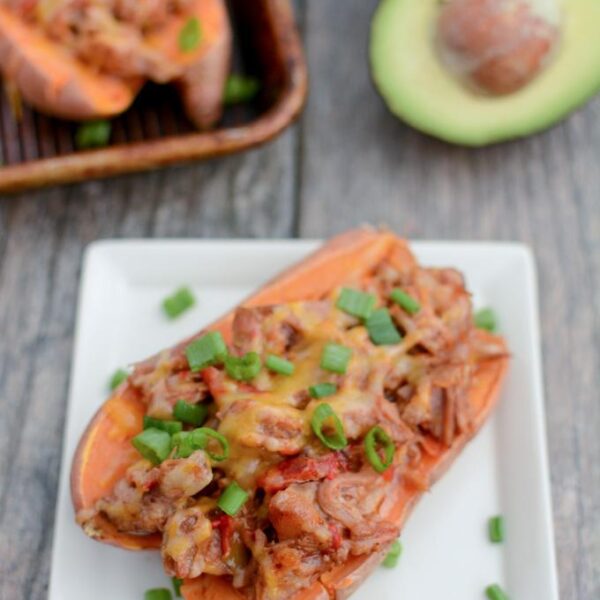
[437,0,561,94]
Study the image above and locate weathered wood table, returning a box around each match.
[0,2,598,598]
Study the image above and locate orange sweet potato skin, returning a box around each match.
[70,227,509,599]
[0,6,138,120]
[0,0,231,127]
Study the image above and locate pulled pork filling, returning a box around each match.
[77,255,506,599]
[1,0,195,80]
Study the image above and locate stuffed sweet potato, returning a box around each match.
[0,0,231,127]
[71,228,509,599]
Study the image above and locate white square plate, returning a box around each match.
[49,240,559,600]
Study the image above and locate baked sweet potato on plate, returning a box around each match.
[71,228,509,599]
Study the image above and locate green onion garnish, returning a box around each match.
[171,431,195,459]
[366,308,402,345]
[320,343,352,374]
[390,288,421,315]
[173,400,208,426]
[179,16,202,52]
[485,584,509,600]
[223,74,260,105]
[488,515,505,543]
[217,481,249,516]
[311,403,347,450]
[172,577,183,597]
[108,368,128,391]
[265,354,295,376]
[224,352,262,381]
[144,589,173,600]
[309,382,338,399]
[382,539,402,568]
[190,427,229,461]
[185,331,227,372]
[364,425,395,473]
[162,286,195,319]
[143,416,182,436]
[132,428,171,465]
[75,120,111,149]
[336,287,376,320]
[475,308,498,332]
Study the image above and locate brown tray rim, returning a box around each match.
[0,0,307,194]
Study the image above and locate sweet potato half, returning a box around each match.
[0,0,231,127]
[71,227,509,598]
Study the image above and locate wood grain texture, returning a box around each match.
[298,2,600,598]
[0,0,599,598]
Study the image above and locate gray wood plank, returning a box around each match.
[0,128,297,599]
[298,1,600,598]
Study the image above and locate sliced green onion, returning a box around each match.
[173,399,208,426]
[132,428,171,464]
[185,331,227,372]
[364,425,395,473]
[475,308,498,332]
[485,584,509,600]
[179,16,202,52]
[311,403,347,450]
[108,368,128,390]
[336,287,376,320]
[75,120,111,149]
[488,515,505,543]
[382,539,402,568]
[366,308,402,345]
[217,481,249,516]
[172,577,183,597]
[224,352,262,381]
[265,354,295,376]
[223,74,260,105]
[143,416,183,436]
[390,288,421,315]
[190,427,230,461]
[144,589,172,600]
[320,343,352,374]
[171,431,195,459]
[309,382,338,399]
[162,286,195,319]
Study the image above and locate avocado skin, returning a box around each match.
[369,0,600,146]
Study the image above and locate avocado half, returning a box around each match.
[370,0,600,146]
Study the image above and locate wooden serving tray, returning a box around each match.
[0,0,307,193]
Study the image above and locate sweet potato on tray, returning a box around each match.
[71,228,509,599]
[0,0,232,127]
[0,5,138,120]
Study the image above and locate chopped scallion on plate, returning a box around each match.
[173,399,207,426]
[108,368,128,390]
[309,382,337,399]
[162,286,195,319]
[132,428,172,465]
[143,416,182,436]
[474,307,498,332]
[185,331,227,372]
[265,354,295,376]
[366,308,402,345]
[488,515,505,543]
[390,288,421,315]
[321,342,352,374]
[311,403,347,450]
[218,481,249,516]
[382,539,402,568]
[336,287,376,320]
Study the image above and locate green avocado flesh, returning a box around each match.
[370,0,600,146]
